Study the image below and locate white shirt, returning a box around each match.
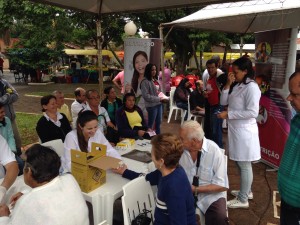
[86,103,111,133]
[220,80,261,161]
[0,174,89,225]
[62,129,121,172]
[202,68,224,89]
[179,137,229,214]
[71,100,86,128]
[0,136,16,179]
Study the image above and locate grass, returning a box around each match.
[25,92,74,98]
[16,112,41,145]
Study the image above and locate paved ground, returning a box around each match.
[2,71,280,225]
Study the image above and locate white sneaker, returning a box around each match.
[230,190,253,200]
[227,198,249,209]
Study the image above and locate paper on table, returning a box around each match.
[158,92,169,100]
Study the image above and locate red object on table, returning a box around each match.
[171,75,185,87]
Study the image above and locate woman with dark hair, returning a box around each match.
[140,64,165,134]
[218,57,261,208]
[174,78,192,119]
[0,144,89,224]
[100,86,122,124]
[113,133,197,225]
[36,95,72,143]
[115,92,149,139]
[126,51,149,119]
[62,110,121,172]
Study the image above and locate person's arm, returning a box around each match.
[62,132,78,172]
[0,81,19,105]
[36,117,49,143]
[1,162,18,191]
[112,74,122,90]
[140,80,160,103]
[175,88,188,102]
[96,130,121,159]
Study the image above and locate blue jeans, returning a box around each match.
[146,104,162,134]
[176,102,188,120]
[209,105,223,148]
[236,161,253,203]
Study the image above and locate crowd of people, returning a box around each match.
[0,54,298,225]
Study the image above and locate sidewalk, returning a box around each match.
[2,71,280,225]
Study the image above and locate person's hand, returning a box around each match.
[10,192,23,207]
[0,204,10,217]
[125,84,132,93]
[0,186,7,204]
[225,72,235,88]
[138,130,146,137]
[112,163,127,175]
[203,91,208,98]
[160,98,169,103]
[217,111,228,119]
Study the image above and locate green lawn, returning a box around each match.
[26,92,74,98]
[16,112,41,145]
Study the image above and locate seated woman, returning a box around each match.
[62,110,121,172]
[174,78,192,111]
[0,144,89,225]
[36,95,72,143]
[100,86,122,125]
[115,93,150,139]
[113,133,197,225]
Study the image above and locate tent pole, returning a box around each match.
[96,20,103,99]
[239,36,244,57]
[159,24,165,94]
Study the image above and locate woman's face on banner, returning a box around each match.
[134,54,148,76]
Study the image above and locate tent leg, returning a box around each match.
[159,25,165,94]
[96,19,103,99]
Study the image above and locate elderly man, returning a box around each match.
[179,120,229,225]
[0,135,19,203]
[71,87,86,128]
[278,71,300,225]
[53,90,72,123]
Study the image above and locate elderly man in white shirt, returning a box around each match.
[0,135,19,203]
[179,120,229,225]
[71,87,86,128]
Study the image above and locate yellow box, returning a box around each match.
[116,138,135,148]
[71,142,120,193]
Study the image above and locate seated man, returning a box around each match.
[53,90,72,124]
[71,87,86,128]
[0,144,89,225]
[0,135,19,203]
[179,120,229,225]
[190,80,205,114]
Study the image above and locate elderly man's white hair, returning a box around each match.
[181,120,205,142]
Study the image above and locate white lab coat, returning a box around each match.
[220,80,261,161]
[0,174,89,225]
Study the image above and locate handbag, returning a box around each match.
[131,209,152,225]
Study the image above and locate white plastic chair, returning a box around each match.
[41,139,64,157]
[167,88,186,123]
[122,176,155,225]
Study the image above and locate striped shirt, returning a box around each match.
[278,113,300,207]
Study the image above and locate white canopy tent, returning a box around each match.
[29,0,241,94]
[162,0,300,34]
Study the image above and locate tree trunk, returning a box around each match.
[200,51,203,72]
[3,29,10,46]
[192,41,199,71]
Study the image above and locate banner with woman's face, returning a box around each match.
[124,38,162,86]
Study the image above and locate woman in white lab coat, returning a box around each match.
[218,57,261,209]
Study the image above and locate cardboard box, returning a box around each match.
[71,142,121,193]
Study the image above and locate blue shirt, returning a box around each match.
[0,116,16,153]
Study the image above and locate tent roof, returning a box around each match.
[29,0,235,14]
[64,49,113,57]
[162,0,300,34]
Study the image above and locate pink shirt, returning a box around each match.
[113,71,125,94]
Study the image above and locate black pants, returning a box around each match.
[205,198,229,225]
[280,199,300,225]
